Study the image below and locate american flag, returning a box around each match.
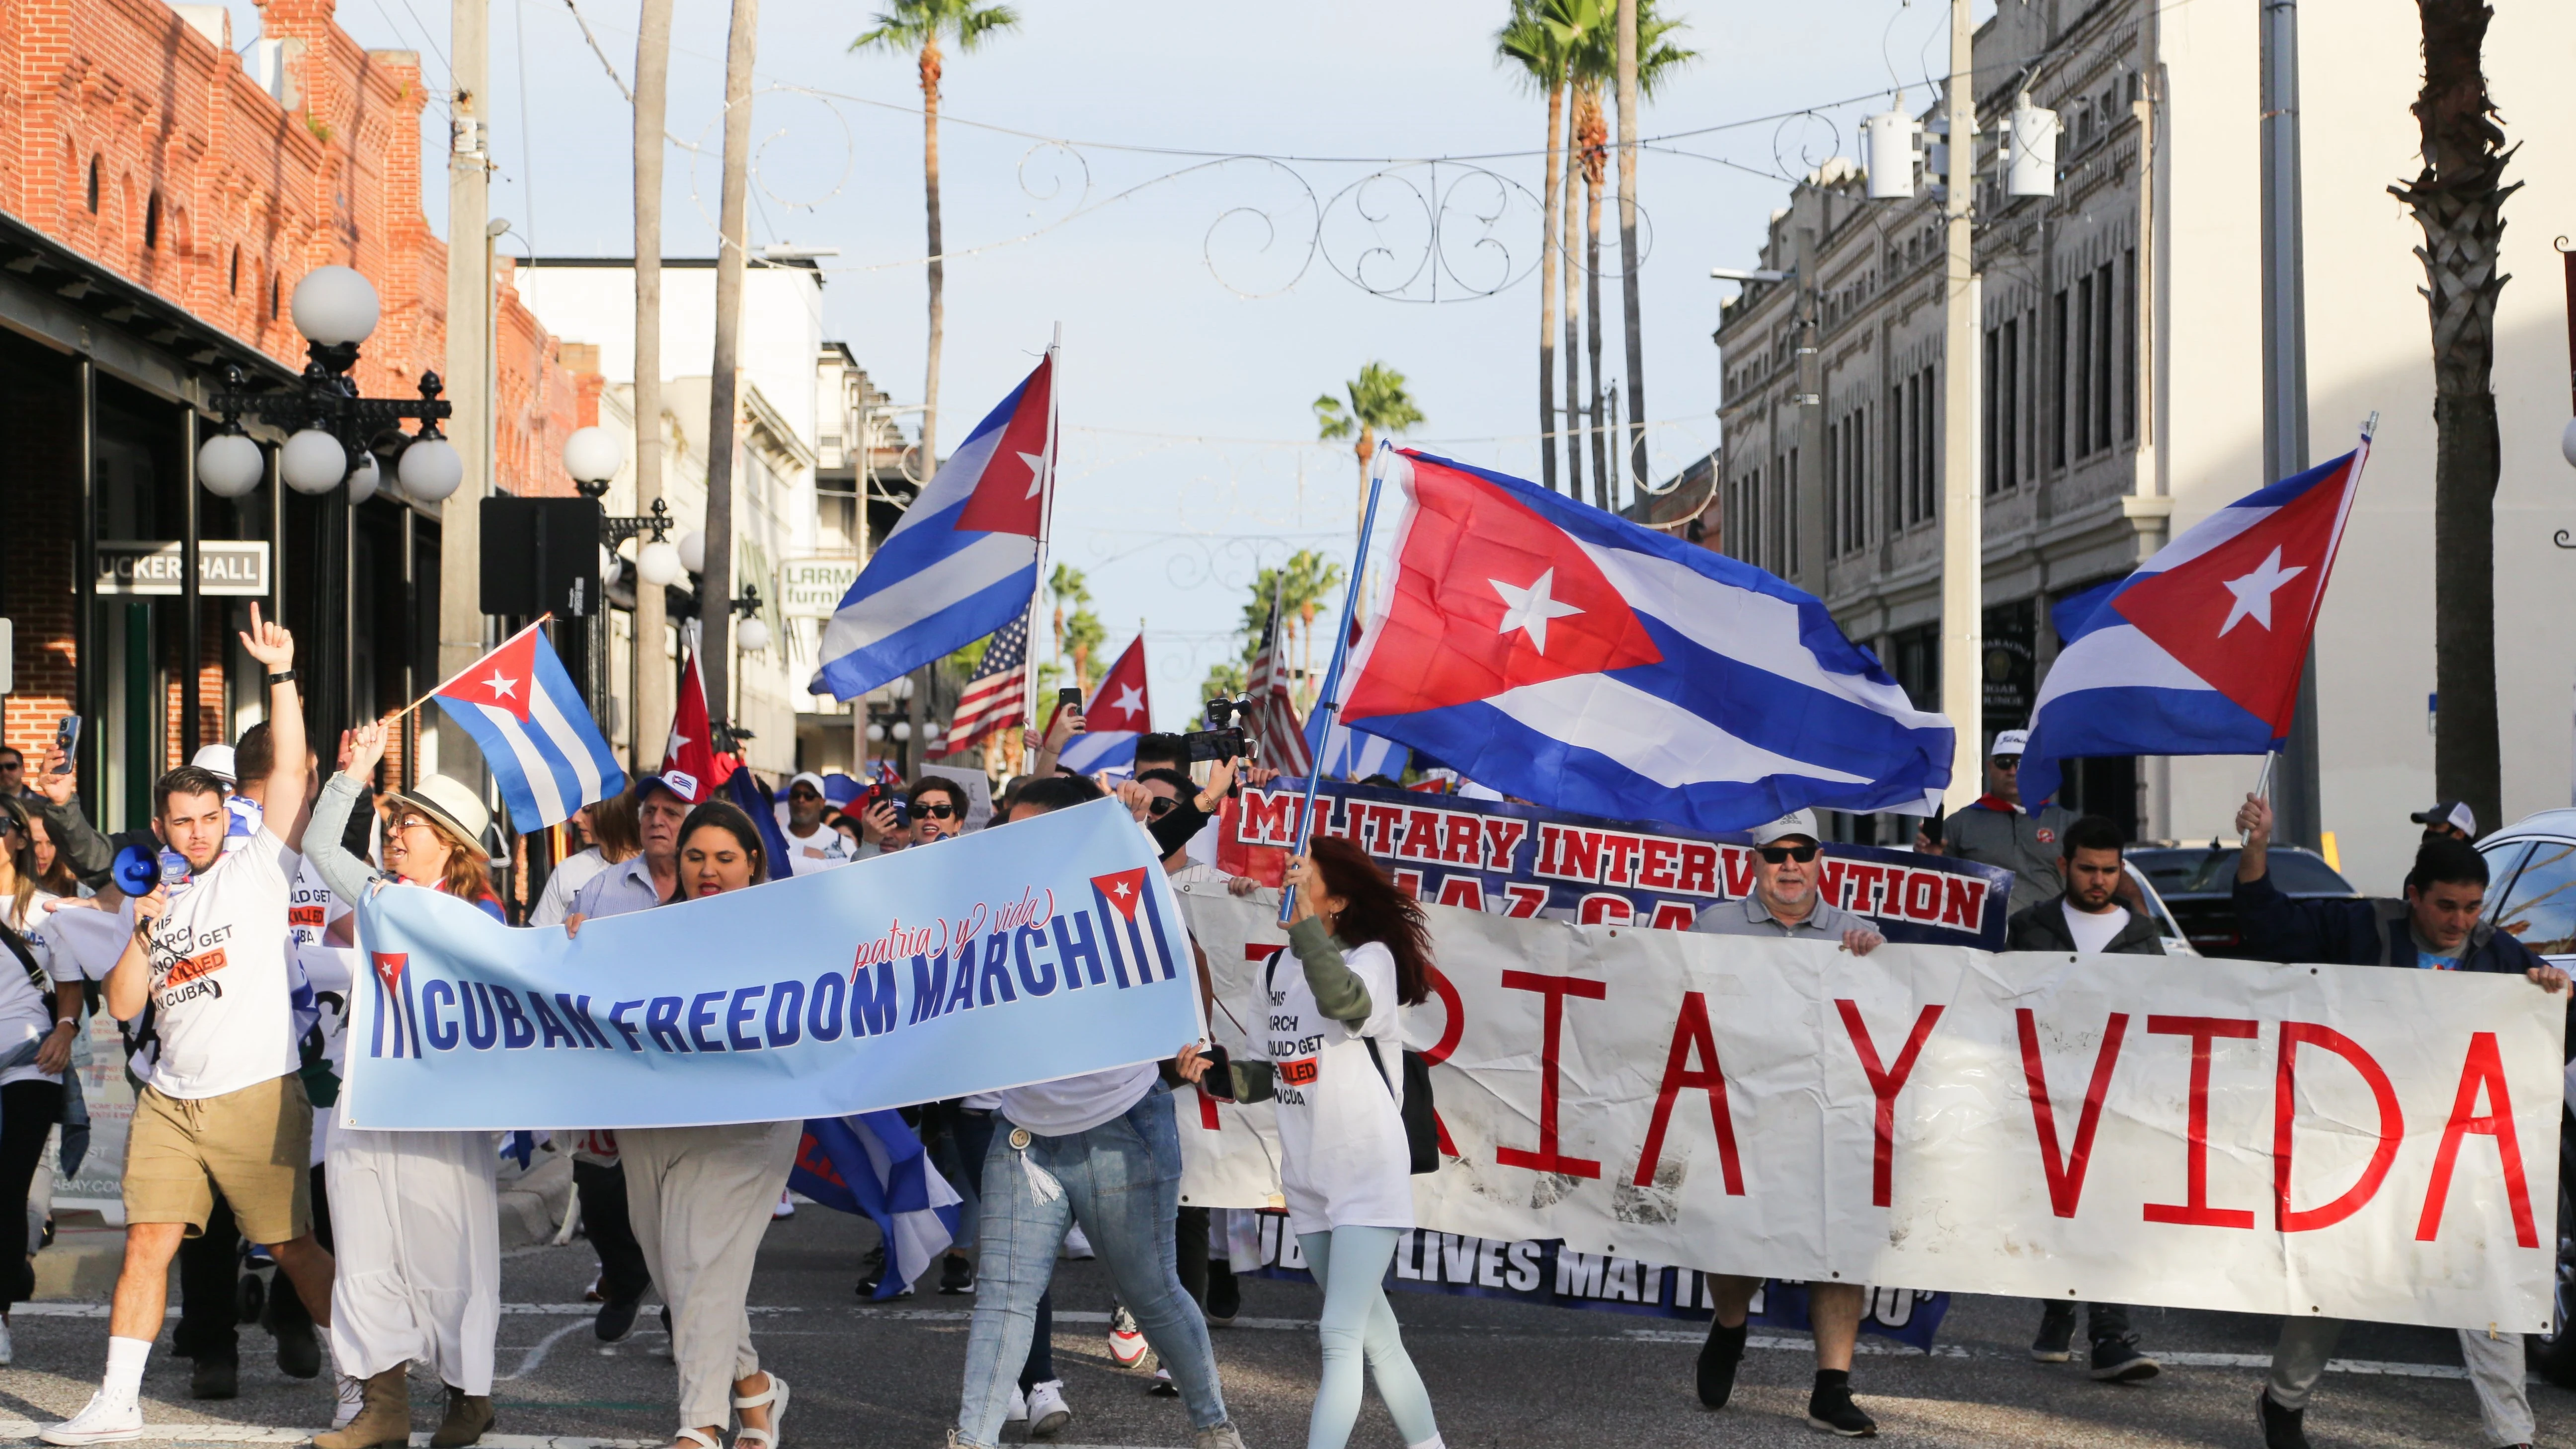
[939,614,1030,754]
[1247,601,1313,775]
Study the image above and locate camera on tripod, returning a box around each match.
[1181,696,1256,764]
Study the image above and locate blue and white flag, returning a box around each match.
[431,622,626,832]
[791,1112,963,1300]
[338,797,1199,1129]
[1337,451,1952,832]
[1305,710,1407,783]
[812,352,1055,701]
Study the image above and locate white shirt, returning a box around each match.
[1257,938,1414,1235]
[2061,901,2133,955]
[0,910,58,1088]
[532,848,614,927]
[998,1064,1159,1139]
[138,826,304,1100]
[782,822,854,870]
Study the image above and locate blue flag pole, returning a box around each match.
[1280,442,1393,926]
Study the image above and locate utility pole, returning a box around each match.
[1937,0,1984,810]
[2259,0,2320,848]
[701,0,758,732]
[631,0,674,771]
[436,0,491,788]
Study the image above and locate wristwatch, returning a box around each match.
[266,669,298,685]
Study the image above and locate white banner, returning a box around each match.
[1175,884,2564,1333]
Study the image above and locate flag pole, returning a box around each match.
[1280,441,1392,926]
[389,614,554,722]
[1021,325,1062,758]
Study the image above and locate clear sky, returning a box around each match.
[216,0,1980,726]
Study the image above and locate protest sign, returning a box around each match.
[1218,780,2011,949]
[1176,886,2563,1333]
[340,799,1200,1129]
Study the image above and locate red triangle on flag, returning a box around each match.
[662,650,721,800]
[436,627,542,724]
[1091,867,1150,921]
[372,952,407,996]
[1084,639,1151,734]
[953,354,1052,538]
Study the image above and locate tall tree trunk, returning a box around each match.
[1584,105,1610,505]
[2398,0,2516,832]
[1614,0,1646,489]
[921,40,945,471]
[701,0,758,726]
[1356,424,1373,525]
[630,0,673,768]
[1562,89,1586,507]
[1538,82,1564,493]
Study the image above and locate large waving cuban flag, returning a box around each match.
[1339,450,1951,832]
[790,1112,962,1300]
[2017,446,2368,807]
[431,622,626,831]
[812,350,1054,701]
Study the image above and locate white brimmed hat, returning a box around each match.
[393,775,492,852]
[1990,729,2031,758]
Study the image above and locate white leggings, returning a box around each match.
[1298,1226,1441,1449]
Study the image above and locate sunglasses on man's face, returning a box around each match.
[1145,795,1179,818]
[1757,844,1821,865]
[788,788,821,803]
[911,801,958,820]
[1992,755,2021,769]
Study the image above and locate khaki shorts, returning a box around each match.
[124,1075,314,1244]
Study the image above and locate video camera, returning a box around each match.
[1181,696,1255,766]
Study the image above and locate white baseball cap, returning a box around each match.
[190,744,238,785]
[1990,729,2031,758]
[786,771,828,798]
[1748,809,1822,847]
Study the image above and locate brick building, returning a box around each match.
[0,0,589,828]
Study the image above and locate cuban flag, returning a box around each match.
[1306,710,1407,783]
[2017,446,2368,807]
[790,1112,962,1300]
[812,351,1054,701]
[1058,636,1149,775]
[1338,450,1952,832]
[430,622,626,832]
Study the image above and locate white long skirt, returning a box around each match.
[324,1127,502,1393]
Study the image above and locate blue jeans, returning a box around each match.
[954,1085,1227,1448]
[949,1107,1054,1389]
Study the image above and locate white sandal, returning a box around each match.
[733,1373,790,1449]
[674,1429,721,1449]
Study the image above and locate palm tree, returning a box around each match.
[629,0,674,767]
[2397,0,2516,830]
[852,0,1022,470]
[1312,362,1427,517]
[699,0,760,725]
[1614,0,1643,490]
[1278,549,1347,707]
[1497,0,1576,492]
[1574,0,1691,509]
[1047,564,1103,691]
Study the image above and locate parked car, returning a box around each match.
[2125,845,2360,959]
[2121,862,2199,956]
[2472,810,2576,1386]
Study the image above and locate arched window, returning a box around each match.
[229,245,240,294]
[144,192,160,250]
[268,273,279,320]
[84,157,98,213]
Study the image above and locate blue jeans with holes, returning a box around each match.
[953,1084,1227,1448]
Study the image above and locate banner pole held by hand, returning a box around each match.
[1282,442,1393,926]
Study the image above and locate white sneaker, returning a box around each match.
[1005,1386,1028,1422]
[40,1392,142,1445]
[1025,1379,1072,1438]
[1061,1224,1094,1260]
[773,1190,795,1219]
[1106,1306,1147,1368]
[333,1372,366,1429]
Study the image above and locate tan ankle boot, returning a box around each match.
[312,1368,409,1449]
[429,1385,494,1448]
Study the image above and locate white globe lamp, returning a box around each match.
[737,615,773,653]
[867,723,886,743]
[196,432,264,498]
[891,721,912,742]
[289,266,381,347]
[346,452,380,505]
[564,425,624,485]
[2561,416,2576,470]
[677,530,707,575]
[397,435,464,501]
[281,428,349,494]
[600,545,622,584]
[637,538,684,588]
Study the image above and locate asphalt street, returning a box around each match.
[0,1205,2564,1449]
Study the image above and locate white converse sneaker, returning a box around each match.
[1005,1386,1028,1422]
[1025,1379,1072,1438]
[1061,1224,1094,1260]
[332,1372,367,1429]
[40,1392,143,1445]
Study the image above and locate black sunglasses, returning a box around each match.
[911,800,958,820]
[1992,755,2021,769]
[1757,844,1821,864]
[1145,796,1179,818]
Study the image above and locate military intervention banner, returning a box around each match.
[1218,780,2012,949]
[1176,887,2563,1333]
[340,800,1201,1129]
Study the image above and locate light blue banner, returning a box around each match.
[339,799,1201,1129]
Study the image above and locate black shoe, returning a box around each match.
[2030,1301,2077,1363]
[190,1355,239,1401]
[1806,1381,1877,1438]
[1695,1318,1749,1409]
[2089,1337,2160,1383]
[1204,1270,1240,1327]
[938,1255,975,1295]
[2255,1389,2309,1449]
[273,1312,322,1379]
[658,1304,672,1338]
[595,1294,642,1343]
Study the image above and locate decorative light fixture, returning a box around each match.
[677,530,707,576]
[730,583,772,653]
[564,426,624,487]
[891,720,912,742]
[637,536,684,588]
[200,267,453,503]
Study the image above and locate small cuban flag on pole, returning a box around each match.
[422,620,628,832]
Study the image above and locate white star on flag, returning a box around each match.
[2218,546,2308,636]
[1019,451,1048,499]
[482,669,519,701]
[1108,683,1146,718]
[1490,568,1585,654]
[1112,880,1132,899]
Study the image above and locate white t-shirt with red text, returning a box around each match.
[138,827,304,1100]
